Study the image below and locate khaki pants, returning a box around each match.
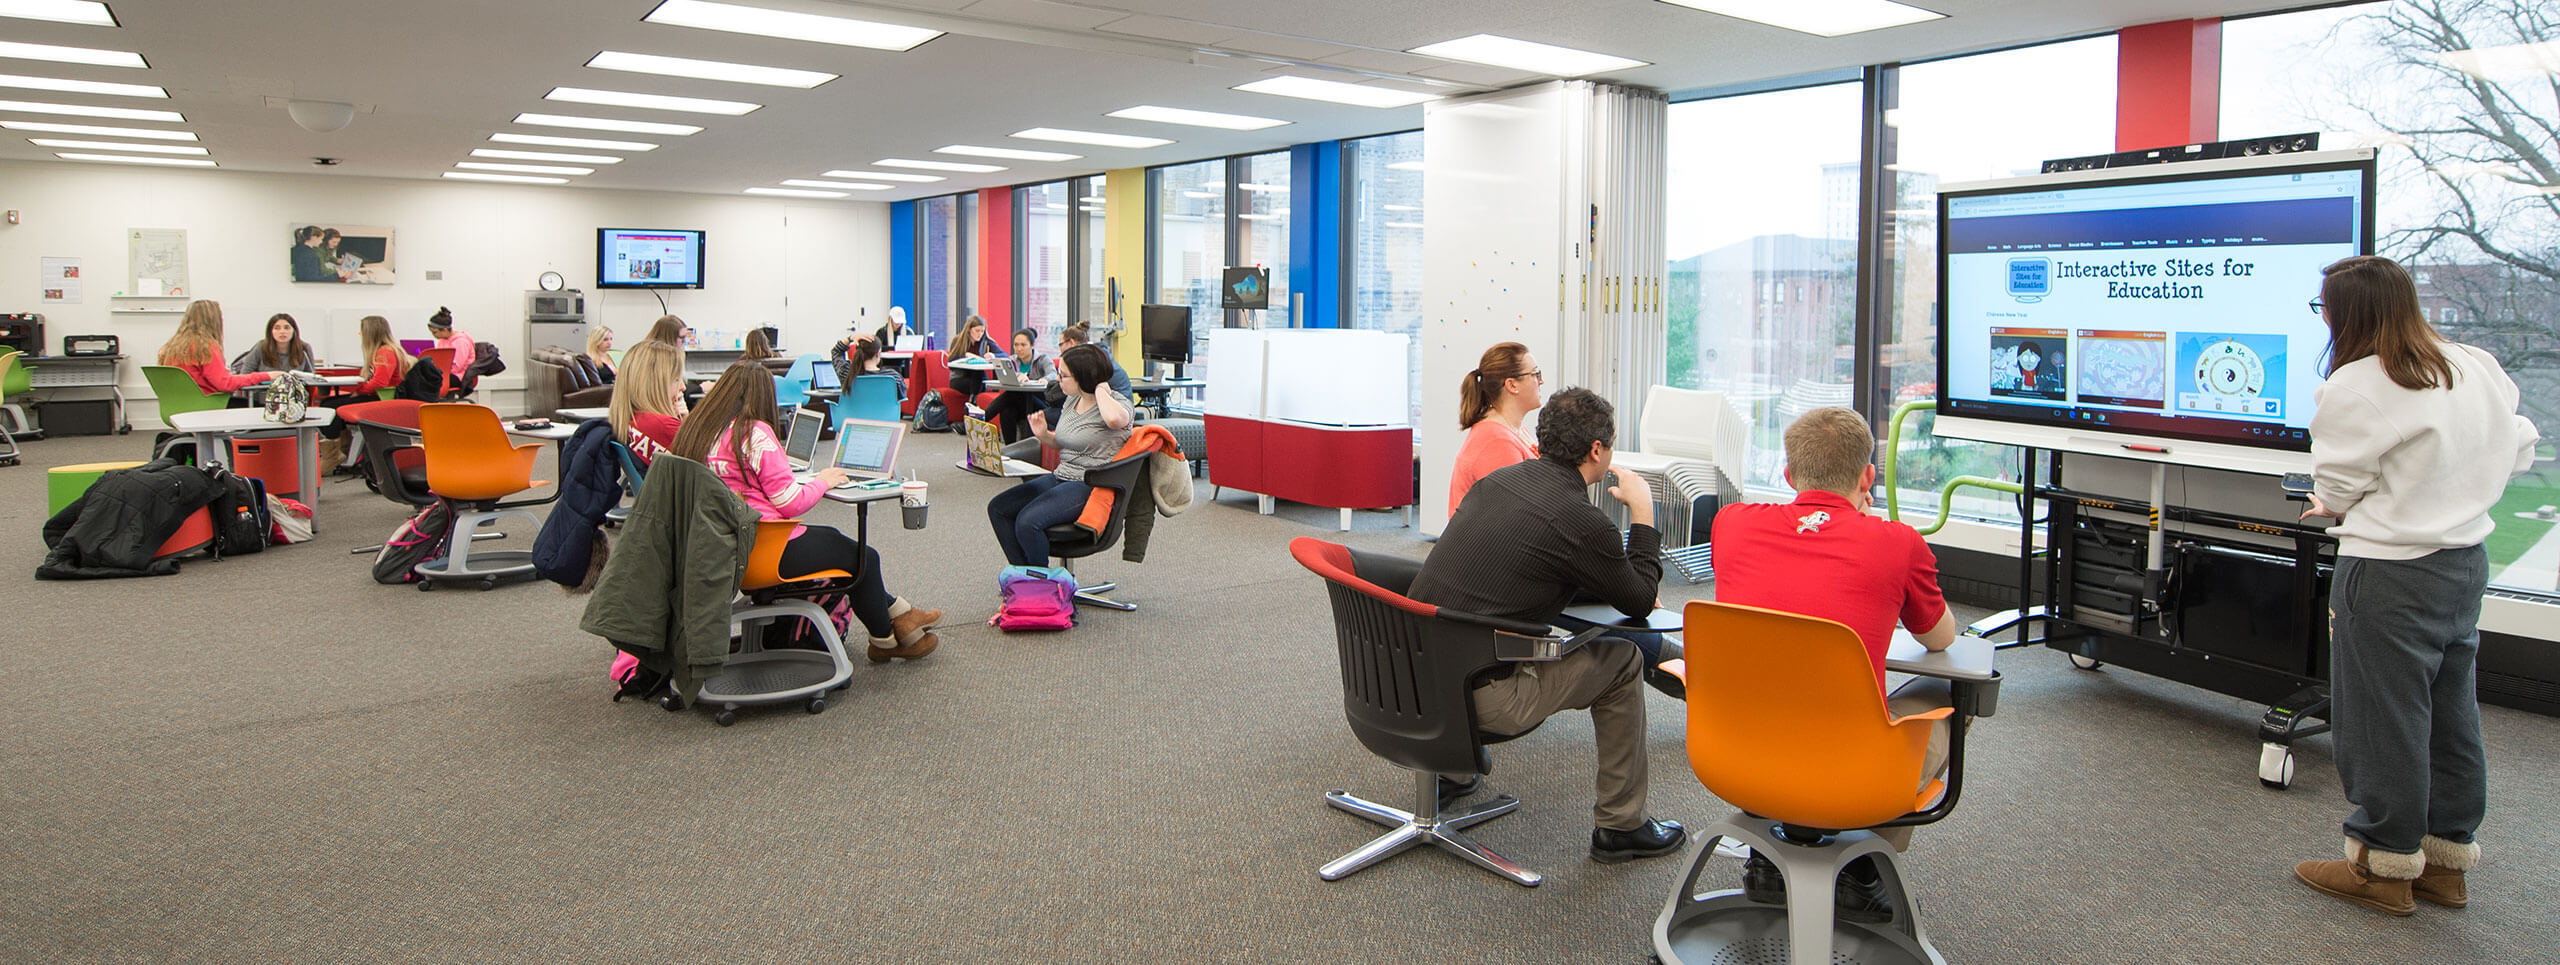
[1876,679,1954,852]
[1470,637,1649,830]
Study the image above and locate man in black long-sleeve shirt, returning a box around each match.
[1409,387,1686,863]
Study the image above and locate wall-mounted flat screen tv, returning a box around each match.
[598,228,706,289]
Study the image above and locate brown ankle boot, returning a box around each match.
[2415,836,2479,908]
[869,607,943,663]
[2295,838,2420,916]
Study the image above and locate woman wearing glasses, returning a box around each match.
[1448,341,1545,516]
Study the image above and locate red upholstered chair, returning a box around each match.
[903,350,952,417]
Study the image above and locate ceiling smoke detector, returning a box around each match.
[312,157,340,166]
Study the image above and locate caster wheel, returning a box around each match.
[479,578,497,591]
[2259,743,2296,789]
[417,580,435,592]
[830,680,852,693]
[2069,653,2102,671]
[659,694,683,712]
[714,710,738,727]
[806,698,826,715]
[118,425,131,435]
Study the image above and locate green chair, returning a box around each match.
[0,350,24,465]
[142,364,232,422]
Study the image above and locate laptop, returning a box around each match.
[399,338,436,356]
[808,360,841,391]
[781,407,828,470]
[827,417,907,489]
[962,415,1045,477]
[994,360,1045,389]
[892,333,924,352]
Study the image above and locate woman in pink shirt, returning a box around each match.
[427,306,474,393]
[670,361,944,663]
[1447,341,1544,515]
[157,300,275,402]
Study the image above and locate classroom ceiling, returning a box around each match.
[0,0,2313,202]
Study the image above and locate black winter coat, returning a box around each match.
[38,458,223,579]
[533,417,624,588]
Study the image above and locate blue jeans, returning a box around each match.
[988,474,1092,567]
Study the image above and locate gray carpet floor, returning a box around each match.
[2,428,2555,963]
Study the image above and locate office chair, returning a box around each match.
[684,519,859,727]
[0,349,37,444]
[1651,601,1995,965]
[845,373,903,422]
[1039,449,1155,611]
[411,403,555,589]
[1290,537,1599,888]
[775,353,819,411]
[418,347,461,398]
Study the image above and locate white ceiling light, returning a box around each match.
[1386,161,1424,172]
[56,152,213,167]
[1079,196,1105,203]
[1041,202,1066,210]
[747,186,849,198]
[0,40,146,69]
[1383,221,1423,229]
[444,171,568,184]
[1181,190,1216,199]
[878,158,1005,173]
[0,73,166,98]
[474,147,623,164]
[545,87,759,116]
[515,112,701,135]
[644,0,942,52]
[1107,105,1287,131]
[1234,76,1437,109]
[457,161,594,175]
[936,144,1079,162]
[285,100,357,133]
[1,119,193,140]
[1407,34,1649,76]
[1237,182,1285,193]
[1237,213,1277,221]
[0,0,116,27]
[28,137,204,154]
[821,169,943,183]
[492,132,656,151]
[1383,203,1420,211]
[587,51,836,89]
[1012,127,1171,149]
[0,99,183,122]
[781,178,891,190]
[1654,0,1944,37]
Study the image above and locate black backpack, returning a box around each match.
[206,467,267,557]
[372,499,456,584]
[915,392,952,432]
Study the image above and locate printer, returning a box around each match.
[0,313,42,356]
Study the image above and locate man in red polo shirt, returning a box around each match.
[1711,405,1956,921]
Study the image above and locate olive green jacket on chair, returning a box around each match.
[579,454,757,701]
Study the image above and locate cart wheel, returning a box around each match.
[659,694,683,712]
[478,577,498,591]
[806,698,826,715]
[714,709,738,727]
[2069,653,2102,671]
[417,579,435,592]
[2259,743,2296,789]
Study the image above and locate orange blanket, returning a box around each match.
[1072,424,1183,534]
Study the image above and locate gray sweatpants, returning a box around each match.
[2329,546,2488,856]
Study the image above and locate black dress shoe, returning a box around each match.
[1834,855,1895,924]
[1590,818,1687,863]
[1741,852,1786,904]
[1644,664,1686,700]
[1436,775,1482,811]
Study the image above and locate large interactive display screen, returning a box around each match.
[1934,150,2375,471]
[597,228,706,289]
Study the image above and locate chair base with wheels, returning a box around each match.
[1050,554,1134,611]
[412,508,544,590]
[668,519,855,726]
[413,403,556,590]
[1323,768,1538,887]
[1654,819,1942,965]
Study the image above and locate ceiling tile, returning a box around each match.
[1409,63,1548,87]
[1215,34,1356,62]
[960,0,1125,30]
[1315,49,1445,74]
[1095,14,1243,46]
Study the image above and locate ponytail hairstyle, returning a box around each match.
[1458,342,1536,429]
[2320,255,2455,391]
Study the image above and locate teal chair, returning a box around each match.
[775,354,821,410]
[845,373,902,422]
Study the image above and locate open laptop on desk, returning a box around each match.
[808,360,841,392]
[960,415,1045,477]
[827,417,906,489]
[892,333,924,352]
[994,360,1045,389]
[782,407,827,470]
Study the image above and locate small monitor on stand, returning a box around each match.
[1140,304,1192,380]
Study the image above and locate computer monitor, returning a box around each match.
[830,417,905,481]
[1141,304,1191,364]
[782,407,827,466]
[1221,266,1269,310]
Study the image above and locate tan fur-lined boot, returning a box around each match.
[870,601,942,663]
[2295,838,2421,916]
[2415,835,2479,908]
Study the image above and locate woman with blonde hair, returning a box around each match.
[352,315,412,397]
[157,300,275,400]
[584,326,618,383]
[1447,341,1544,515]
[608,340,687,465]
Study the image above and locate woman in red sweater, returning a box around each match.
[1447,341,1544,516]
[157,300,273,405]
[351,315,412,397]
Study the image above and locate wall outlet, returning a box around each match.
[424,269,443,281]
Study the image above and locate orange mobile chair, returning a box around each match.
[1651,602,1998,965]
[411,403,556,589]
[677,519,858,727]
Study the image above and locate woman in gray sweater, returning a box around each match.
[986,343,1131,567]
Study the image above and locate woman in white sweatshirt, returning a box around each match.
[2291,255,2540,917]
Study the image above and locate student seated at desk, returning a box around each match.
[585,326,617,384]
[352,315,413,397]
[229,313,316,377]
[983,329,1051,442]
[828,333,905,402]
[1710,405,1954,922]
[1448,341,1543,517]
[674,360,943,662]
[158,300,275,405]
[988,344,1130,567]
[1025,322,1131,450]
[946,315,999,397]
[609,341,687,465]
[1406,387,1687,865]
[645,314,691,348]
[741,328,777,363]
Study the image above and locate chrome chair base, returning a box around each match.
[1320,769,1540,887]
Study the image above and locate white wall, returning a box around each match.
[0,160,889,424]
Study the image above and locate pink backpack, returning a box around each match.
[990,565,1076,632]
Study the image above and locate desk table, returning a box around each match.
[169,407,335,531]
[1130,377,1205,418]
[557,406,608,423]
[246,373,362,407]
[821,483,906,584]
[19,354,129,433]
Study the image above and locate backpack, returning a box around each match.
[206,467,268,558]
[915,392,953,432]
[467,341,506,378]
[372,499,456,584]
[989,564,1076,632]
[395,357,449,402]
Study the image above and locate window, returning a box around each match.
[1882,36,2118,523]
[1017,180,1070,355]
[2226,1,2559,595]
[1152,158,1226,380]
[918,194,964,343]
[1235,151,1291,327]
[1078,176,1107,331]
[1665,82,1865,489]
[959,191,981,330]
[1346,131,1425,427]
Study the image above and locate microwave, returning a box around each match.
[525,290,584,320]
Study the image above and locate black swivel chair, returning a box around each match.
[1290,537,1602,888]
[1040,450,1151,612]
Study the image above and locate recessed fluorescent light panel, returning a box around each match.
[1011,127,1171,149]
[457,161,594,175]
[0,0,117,26]
[1237,182,1285,193]
[820,169,943,183]
[515,112,703,135]
[1654,0,1944,37]
[444,171,567,184]
[1107,105,1287,131]
[1386,161,1425,172]
[877,158,1005,173]
[0,99,183,122]
[0,73,166,98]
[475,148,621,164]
[491,131,657,151]
[644,0,943,52]
[27,138,205,154]
[1407,34,1648,76]
[586,51,836,89]
[746,187,848,198]
[1,120,193,140]
[935,145,1079,162]
[56,152,213,167]
[545,87,759,116]
[1237,213,1275,221]
[0,40,147,69]
[781,179,891,190]
[1233,76,1437,109]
